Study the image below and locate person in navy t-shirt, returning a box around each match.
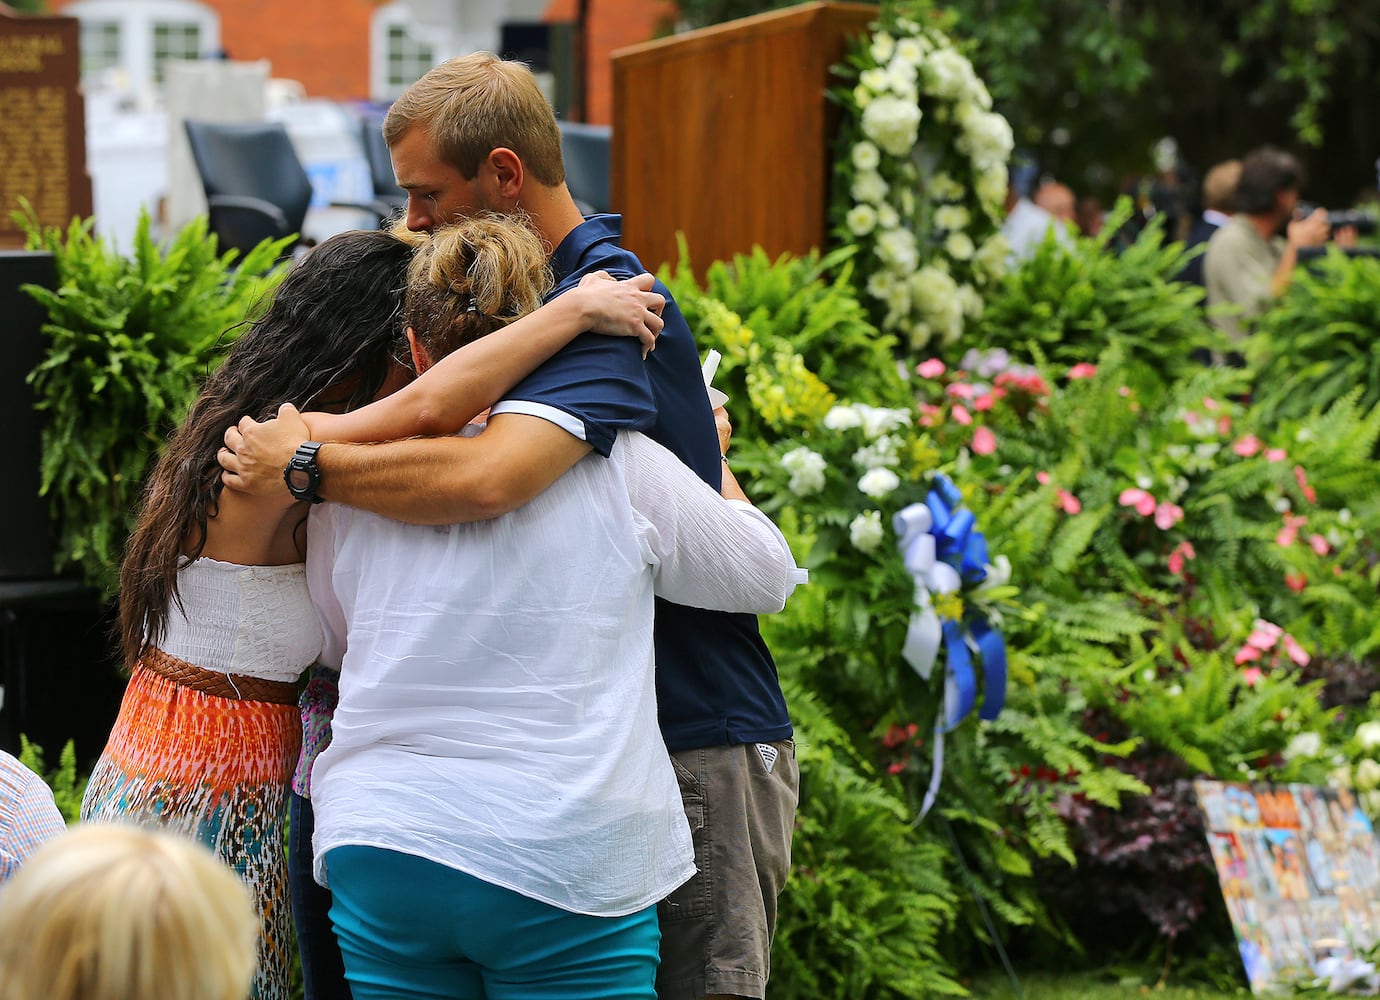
[222,53,797,1000]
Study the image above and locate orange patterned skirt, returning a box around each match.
[81,658,301,1000]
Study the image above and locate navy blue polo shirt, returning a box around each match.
[504,215,793,752]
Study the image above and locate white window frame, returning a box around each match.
[369,4,442,103]
[66,0,219,102]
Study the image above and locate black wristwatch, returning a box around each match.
[283,441,326,504]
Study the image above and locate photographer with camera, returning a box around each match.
[1204,145,1357,350]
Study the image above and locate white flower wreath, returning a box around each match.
[831,13,1014,350]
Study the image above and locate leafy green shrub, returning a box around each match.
[1247,250,1380,427]
[661,240,912,447]
[17,735,86,823]
[967,202,1225,382]
[17,206,290,591]
[771,676,964,999]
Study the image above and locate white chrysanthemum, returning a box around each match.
[898,188,916,216]
[851,169,889,206]
[957,283,984,319]
[876,203,900,230]
[846,204,879,237]
[851,141,881,172]
[849,510,885,553]
[973,232,1010,280]
[1284,732,1323,760]
[922,47,974,100]
[861,95,923,158]
[866,271,893,300]
[876,227,918,272]
[870,32,896,64]
[975,163,1008,214]
[1358,758,1380,792]
[858,467,901,499]
[859,406,911,438]
[957,107,1015,169]
[780,447,827,496]
[928,172,966,202]
[944,231,975,261]
[967,77,994,111]
[933,204,970,232]
[853,85,873,109]
[910,264,958,304]
[823,405,863,431]
[895,37,925,66]
[886,55,919,93]
[1357,722,1380,750]
[860,67,891,94]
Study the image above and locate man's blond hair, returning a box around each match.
[0,825,258,1000]
[1202,159,1242,214]
[384,52,566,186]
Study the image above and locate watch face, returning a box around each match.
[287,465,312,492]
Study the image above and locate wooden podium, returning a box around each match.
[610,1,877,272]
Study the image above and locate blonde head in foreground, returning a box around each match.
[0,824,257,1000]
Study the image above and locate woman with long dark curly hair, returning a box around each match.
[79,227,662,1000]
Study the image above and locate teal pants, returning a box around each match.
[325,846,660,1000]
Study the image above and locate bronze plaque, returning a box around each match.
[0,5,93,249]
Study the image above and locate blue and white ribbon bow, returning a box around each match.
[892,472,1008,819]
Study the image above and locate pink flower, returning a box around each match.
[887,760,906,775]
[1057,489,1081,514]
[1036,471,1052,485]
[1247,620,1282,650]
[972,426,997,455]
[1167,540,1196,576]
[1285,573,1308,593]
[1282,634,1310,667]
[1203,396,1219,411]
[1309,534,1329,555]
[917,403,942,428]
[1119,488,1157,517]
[946,382,975,399]
[1118,386,1132,397]
[1234,435,1263,457]
[1266,448,1287,463]
[951,405,973,426]
[1276,514,1305,548]
[1242,666,1264,687]
[917,359,946,378]
[1293,465,1317,503]
[1153,501,1184,531]
[1217,416,1232,436]
[973,393,996,412]
[1234,644,1262,665]
[1067,363,1097,380]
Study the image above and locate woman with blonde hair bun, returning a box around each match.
[0,824,258,1000]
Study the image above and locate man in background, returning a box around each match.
[1179,158,1240,287]
[1204,146,1350,347]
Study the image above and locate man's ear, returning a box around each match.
[486,147,525,203]
[406,326,431,375]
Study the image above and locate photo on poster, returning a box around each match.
[1194,781,1380,994]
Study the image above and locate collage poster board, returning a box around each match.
[1194,781,1380,993]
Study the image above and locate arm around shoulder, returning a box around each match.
[316,412,592,525]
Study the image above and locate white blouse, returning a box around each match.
[159,558,322,682]
[307,427,805,916]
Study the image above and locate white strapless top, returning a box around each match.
[157,557,322,682]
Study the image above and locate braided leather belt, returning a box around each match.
[140,646,301,706]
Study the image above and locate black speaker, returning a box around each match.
[0,251,58,581]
